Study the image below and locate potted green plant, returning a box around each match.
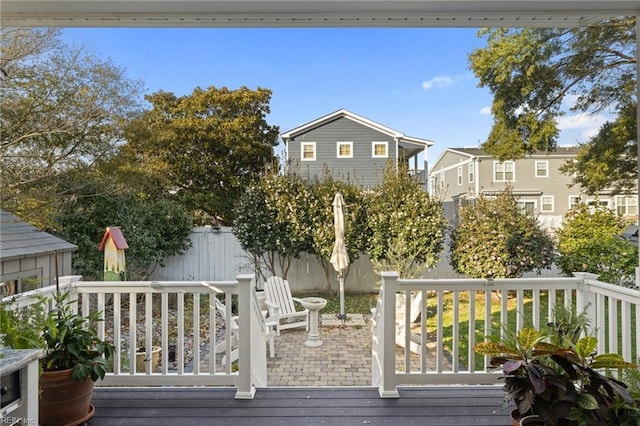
[475,305,640,425]
[0,291,115,426]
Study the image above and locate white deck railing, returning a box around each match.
[372,272,640,397]
[1,274,265,399]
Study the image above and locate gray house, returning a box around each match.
[281,109,433,189]
[0,210,77,296]
[429,147,638,229]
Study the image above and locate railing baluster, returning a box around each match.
[161,292,168,375]
[421,290,427,373]
[144,292,153,375]
[452,290,459,373]
[129,292,136,374]
[436,290,444,373]
[483,289,491,370]
[193,293,201,375]
[209,293,216,374]
[548,289,556,322]
[97,293,105,340]
[621,301,631,361]
[468,290,476,373]
[608,298,618,354]
[532,289,540,329]
[500,289,507,340]
[113,294,121,375]
[404,290,411,373]
[597,293,606,355]
[177,292,185,375]
[516,289,524,331]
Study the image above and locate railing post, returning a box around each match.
[573,272,598,334]
[379,272,399,398]
[235,274,256,399]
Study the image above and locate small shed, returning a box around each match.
[99,226,129,281]
[0,209,77,296]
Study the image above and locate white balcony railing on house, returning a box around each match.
[371,272,640,397]
[1,274,265,399]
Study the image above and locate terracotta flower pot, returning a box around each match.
[39,368,95,426]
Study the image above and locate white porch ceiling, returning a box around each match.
[1,1,639,28]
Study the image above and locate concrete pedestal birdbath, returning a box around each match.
[300,297,327,347]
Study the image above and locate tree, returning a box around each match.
[368,163,446,278]
[450,189,555,278]
[560,101,637,195]
[122,86,279,224]
[556,202,637,286]
[53,171,193,280]
[309,171,371,293]
[0,28,143,227]
[469,18,636,162]
[233,169,313,280]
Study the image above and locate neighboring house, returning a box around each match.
[429,147,638,229]
[0,210,77,296]
[281,109,433,190]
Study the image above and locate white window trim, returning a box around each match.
[457,166,463,185]
[517,200,536,215]
[615,195,638,217]
[337,141,353,159]
[301,142,316,161]
[540,195,554,213]
[372,141,388,158]
[568,195,581,210]
[439,171,445,189]
[535,160,549,178]
[494,161,515,182]
[468,163,474,183]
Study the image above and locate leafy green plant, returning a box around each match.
[0,291,115,382]
[450,187,555,278]
[556,202,637,286]
[475,305,640,425]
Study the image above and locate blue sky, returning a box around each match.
[61,27,605,167]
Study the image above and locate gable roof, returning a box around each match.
[281,109,433,149]
[431,146,581,172]
[99,226,129,251]
[0,210,77,262]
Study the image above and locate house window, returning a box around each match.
[494,161,515,182]
[517,200,536,216]
[439,172,445,190]
[616,195,638,217]
[468,163,474,183]
[541,195,554,212]
[301,142,316,161]
[457,166,463,185]
[535,161,549,177]
[337,141,353,158]
[372,142,388,158]
[569,196,581,210]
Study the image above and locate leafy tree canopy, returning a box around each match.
[469,18,636,164]
[368,163,446,278]
[556,202,637,286]
[53,170,193,280]
[1,28,144,227]
[450,189,555,278]
[122,86,279,224]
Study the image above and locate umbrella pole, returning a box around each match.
[338,272,346,325]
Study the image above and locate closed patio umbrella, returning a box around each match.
[330,192,349,324]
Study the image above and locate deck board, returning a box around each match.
[88,386,513,425]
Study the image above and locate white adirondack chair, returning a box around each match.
[263,276,309,335]
[213,297,239,364]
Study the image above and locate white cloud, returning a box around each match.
[557,112,609,139]
[421,76,453,91]
[479,106,491,115]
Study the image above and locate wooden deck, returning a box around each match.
[87,386,513,425]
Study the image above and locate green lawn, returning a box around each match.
[319,292,379,315]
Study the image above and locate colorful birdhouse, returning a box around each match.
[99,226,129,281]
